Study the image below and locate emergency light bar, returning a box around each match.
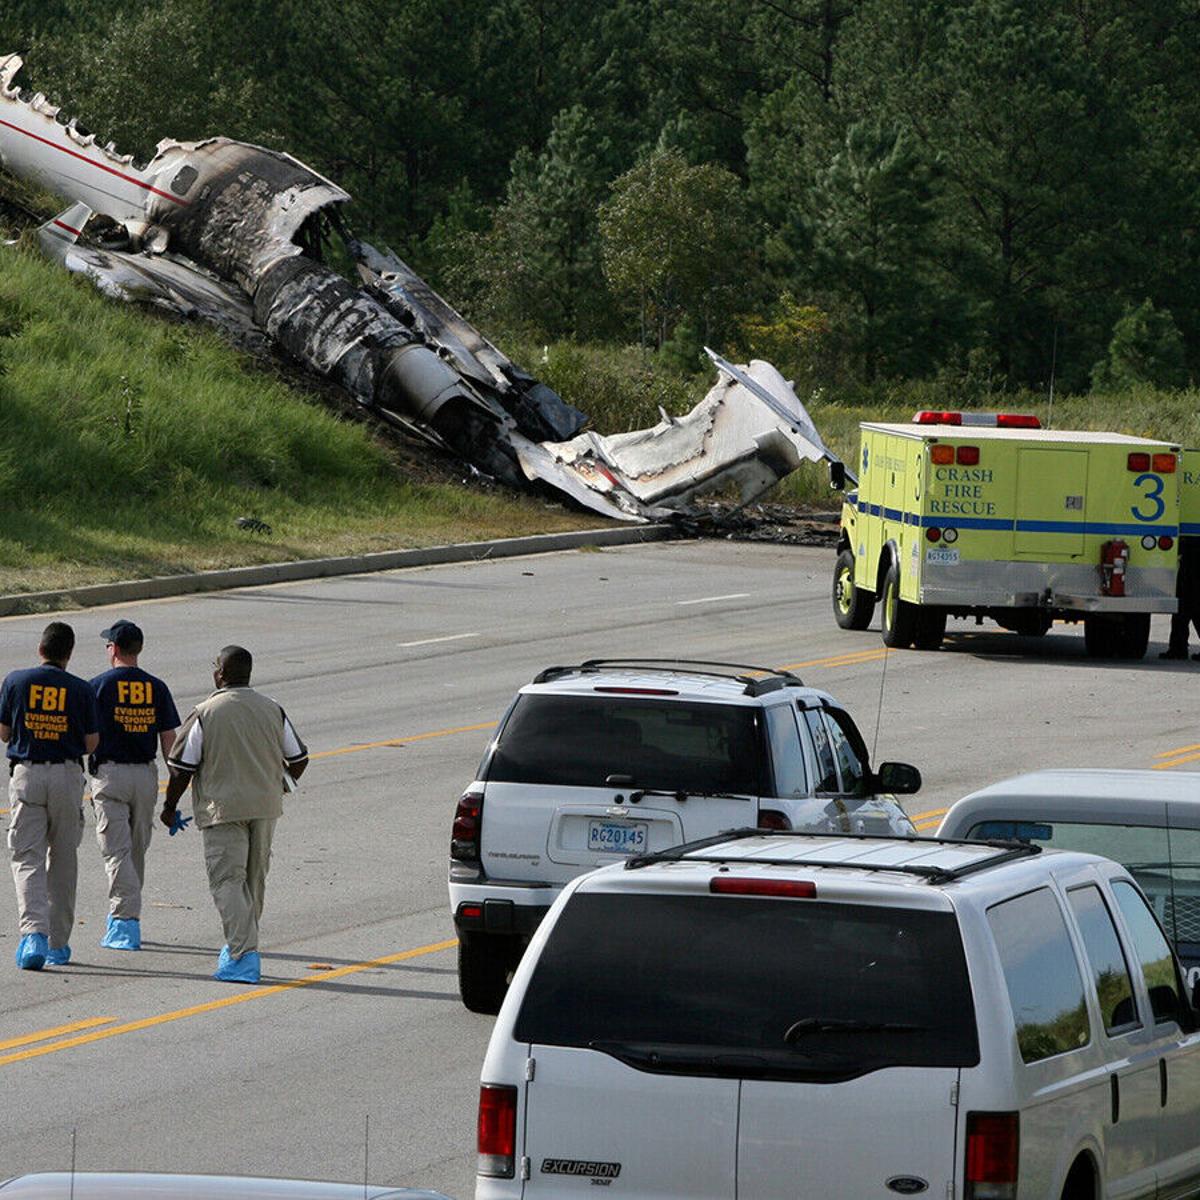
[912,411,1042,429]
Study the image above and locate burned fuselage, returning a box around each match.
[0,53,841,520]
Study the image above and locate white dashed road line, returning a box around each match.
[675,593,751,607]
[396,633,479,647]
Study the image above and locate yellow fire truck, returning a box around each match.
[833,412,1182,657]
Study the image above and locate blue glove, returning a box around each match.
[169,811,193,836]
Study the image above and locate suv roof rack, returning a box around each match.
[624,827,1041,885]
[532,658,804,695]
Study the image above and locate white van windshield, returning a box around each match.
[515,893,978,1080]
[487,695,765,794]
[969,819,1200,963]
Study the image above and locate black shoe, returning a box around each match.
[1159,649,1187,660]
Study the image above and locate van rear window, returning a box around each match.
[487,695,765,794]
[515,893,978,1080]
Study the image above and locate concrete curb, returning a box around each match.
[0,524,677,617]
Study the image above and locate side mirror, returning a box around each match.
[875,762,922,795]
[829,460,847,491]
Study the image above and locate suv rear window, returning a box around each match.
[514,893,978,1080]
[487,695,765,794]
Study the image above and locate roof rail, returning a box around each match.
[624,827,1041,885]
[531,658,804,693]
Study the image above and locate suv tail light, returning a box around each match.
[710,877,817,898]
[451,789,484,862]
[477,1084,517,1178]
[965,1111,1019,1199]
[756,808,791,831]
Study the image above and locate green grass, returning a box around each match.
[0,246,600,594]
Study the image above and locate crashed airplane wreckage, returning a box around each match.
[0,54,846,522]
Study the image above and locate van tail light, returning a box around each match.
[1159,535,1175,551]
[757,808,791,831]
[477,1084,518,1178]
[956,446,980,466]
[1153,452,1177,473]
[926,527,942,542]
[1128,452,1151,472]
[451,789,484,862]
[965,1111,1019,1199]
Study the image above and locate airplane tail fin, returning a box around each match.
[40,201,93,245]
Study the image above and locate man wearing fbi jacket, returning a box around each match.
[89,619,181,952]
[0,621,99,970]
[162,645,307,983]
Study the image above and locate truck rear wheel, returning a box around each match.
[833,549,875,630]
[1113,612,1150,659]
[880,561,917,649]
[458,932,518,1014]
[1084,613,1149,660]
[913,607,947,650]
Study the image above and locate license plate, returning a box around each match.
[587,819,648,855]
[926,548,960,565]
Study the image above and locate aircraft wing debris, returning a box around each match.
[0,53,845,521]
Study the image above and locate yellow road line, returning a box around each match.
[1154,752,1200,770]
[0,937,458,1069]
[778,648,889,672]
[309,723,496,762]
[1156,744,1200,759]
[909,806,948,826]
[0,1016,114,1051]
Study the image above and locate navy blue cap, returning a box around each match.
[101,619,143,650]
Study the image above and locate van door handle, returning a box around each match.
[1160,1059,1168,1108]
[1111,1074,1120,1123]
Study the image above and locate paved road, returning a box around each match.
[0,541,1195,1195]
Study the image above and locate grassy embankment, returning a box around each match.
[4,233,1197,598]
[0,245,603,596]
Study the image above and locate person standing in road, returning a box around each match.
[1160,535,1200,660]
[89,619,181,951]
[1,621,99,970]
[162,645,307,983]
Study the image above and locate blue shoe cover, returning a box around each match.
[101,916,141,951]
[213,947,260,983]
[45,944,71,966]
[16,932,48,970]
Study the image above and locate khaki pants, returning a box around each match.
[92,762,158,920]
[201,818,275,958]
[7,762,86,947]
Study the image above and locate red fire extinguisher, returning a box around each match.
[1100,539,1129,597]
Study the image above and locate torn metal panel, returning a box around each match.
[38,203,265,347]
[536,355,834,512]
[0,52,848,524]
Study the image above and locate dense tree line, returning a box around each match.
[5,0,1200,395]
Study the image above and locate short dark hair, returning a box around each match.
[217,645,253,685]
[40,621,75,663]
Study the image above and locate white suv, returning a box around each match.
[476,830,1200,1200]
[448,659,921,1012]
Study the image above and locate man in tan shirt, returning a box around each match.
[162,645,307,983]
